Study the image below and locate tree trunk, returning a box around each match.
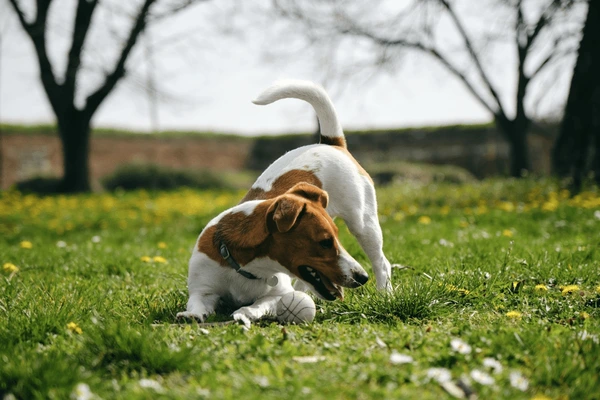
[57,114,92,193]
[509,129,530,177]
[495,115,530,177]
[552,0,600,190]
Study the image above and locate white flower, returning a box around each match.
[70,383,94,400]
[139,379,163,392]
[438,238,454,247]
[578,330,599,343]
[594,210,600,220]
[509,371,529,391]
[483,357,503,374]
[293,356,326,363]
[56,241,67,248]
[254,375,270,388]
[91,236,101,243]
[375,336,387,348]
[451,338,472,354]
[426,367,452,383]
[390,351,414,365]
[470,369,495,385]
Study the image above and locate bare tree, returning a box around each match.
[271,0,585,177]
[552,0,599,191]
[6,0,207,192]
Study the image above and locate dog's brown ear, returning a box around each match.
[214,204,270,249]
[287,183,329,209]
[267,195,306,233]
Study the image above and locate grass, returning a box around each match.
[1,179,599,399]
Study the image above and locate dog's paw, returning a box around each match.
[176,311,206,322]
[375,275,393,292]
[378,280,393,292]
[232,312,252,330]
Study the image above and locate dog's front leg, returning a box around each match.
[232,295,281,328]
[177,292,219,322]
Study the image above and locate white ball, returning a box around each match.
[276,291,316,324]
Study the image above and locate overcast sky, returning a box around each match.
[0,0,574,136]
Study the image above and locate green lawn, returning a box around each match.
[1,180,599,399]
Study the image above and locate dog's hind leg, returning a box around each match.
[342,186,392,291]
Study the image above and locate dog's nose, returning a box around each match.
[353,271,369,287]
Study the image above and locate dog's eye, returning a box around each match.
[319,238,334,249]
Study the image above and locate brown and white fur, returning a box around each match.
[177,80,392,326]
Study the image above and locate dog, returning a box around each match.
[177,80,392,326]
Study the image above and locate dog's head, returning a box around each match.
[212,183,369,300]
[262,183,368,300]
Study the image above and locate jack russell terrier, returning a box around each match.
[177,80,392,326]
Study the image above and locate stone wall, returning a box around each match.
[0,125,555,189]
[0,132,252,189]
[248,125,554,178]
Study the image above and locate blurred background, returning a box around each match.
[0,0,597,193]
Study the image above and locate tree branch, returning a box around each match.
[530,42,578,78]
[524,0,562,51]
[438,0,506,117]
[8,0,62,115]
[341,25,498,116]
[6,0,29,29]
[149,0,208,21]
[84,0,156,118]
[64,0,99,96]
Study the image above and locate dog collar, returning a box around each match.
[218,242,279,286]
[219,242,261,281]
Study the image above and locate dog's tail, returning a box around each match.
[252,80,346,148]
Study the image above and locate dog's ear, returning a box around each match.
[267,195,306,233]
[287,183,329,209]
[214,204,270,249]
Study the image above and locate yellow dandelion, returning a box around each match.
[158,242,168,249]
[476,205,488,215]
[3,263,19,273]
[502,229,513,237]
[530,395,552,400]
[534,284,548,292]
[140,256,152,262]
[440,205,450,215]
[506,311,522,319]
[20,241,33,249]
[393,212,405,222]
[541,201,559,212]
[67,322,82,334]
[580,312,590,320]
[498,202,515,212]
[596,286,600,294]
[560,285,580,295]
[459,220,469,228]
[418,216,432,225]
[153,256,167,263]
